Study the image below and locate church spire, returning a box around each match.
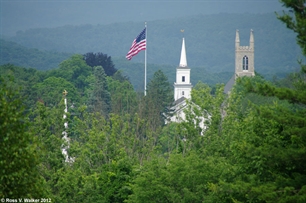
[174,37,192,101]
[179,38,187,67]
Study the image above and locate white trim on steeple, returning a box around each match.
[174,37,192,101]
[179,38,187,67]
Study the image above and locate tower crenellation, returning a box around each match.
[224,29,255,94]
[235,29,255,79]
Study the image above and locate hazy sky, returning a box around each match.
[1,0,284,36]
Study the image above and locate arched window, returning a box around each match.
[182,91,184,96]
[182,76,185,82]
[242,55,248,70]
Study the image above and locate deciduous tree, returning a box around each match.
[83,52,117,76]
[0,77,46,198]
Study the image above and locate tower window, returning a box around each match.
[182,91,184,96]
[182,76,185,82]
[242,55,248,70]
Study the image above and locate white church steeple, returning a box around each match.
[174,37,192,101]
[179,38,187,67]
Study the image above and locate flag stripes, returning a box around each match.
[126,28,146,60]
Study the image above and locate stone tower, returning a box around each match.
[235,29,255,79]
[174,38,193,101]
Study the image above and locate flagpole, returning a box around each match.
[144,21,147,96]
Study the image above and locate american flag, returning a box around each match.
[126,28,146,60]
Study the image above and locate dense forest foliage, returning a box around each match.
[1,1,306,202]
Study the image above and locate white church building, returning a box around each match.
[167,29,255,130]
[166,37,208,130]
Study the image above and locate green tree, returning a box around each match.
[176,82,224,153]
[83,52,118,76]
[29,98,70,201]
[142,70,173,131]
[34,76,79,107]
[271,0,306,101]
[157,122,181,155]
[66,111,146,202]
[0,77,46,198]
[211,5,306,200]
[208,76,306,203]
[87,66,111,117]
[128,152,230,203]
[48,54,92,102]
[107,75,138,115]
[0,64,46,109]
[277,0,306,58]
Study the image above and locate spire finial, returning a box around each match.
[179,37,187,67]
[63,89,68,96]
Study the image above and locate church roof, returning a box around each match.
[173,96,186,106]
[223,74,235,94]
[168,97,187,116]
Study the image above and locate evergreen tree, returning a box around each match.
[87,66,111,117]
[271,0,306,102]
[277,0,306,58]
[143,70,173,131]
[107,76,138,115]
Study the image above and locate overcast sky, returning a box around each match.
[1,0,284,36]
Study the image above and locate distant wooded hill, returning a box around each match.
[0,38,232,90]
[0,39,72,70]
[1,13,303,89]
